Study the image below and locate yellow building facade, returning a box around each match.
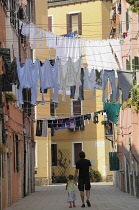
[34,0,53,185]
[48,0,113,181]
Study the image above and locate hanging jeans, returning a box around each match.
[102,70,116,103]
[118,71,133,102]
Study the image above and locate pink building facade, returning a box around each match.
[111,0,139,197]
[0,1,35,209]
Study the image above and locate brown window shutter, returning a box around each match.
[74,143,82,165]
[78,12,82,35]
[48,16,52,32]
[66,14,71,34]
[73,100,81,116]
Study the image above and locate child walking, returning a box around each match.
[66,174,77,208]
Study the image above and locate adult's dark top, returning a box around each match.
[76,158,91,179]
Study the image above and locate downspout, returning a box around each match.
[23,112,26,196]
[0,75,3,210]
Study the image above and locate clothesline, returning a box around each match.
[1,55,136,106]
[20,20,122,69]
[35,110,105,137]
[35,102,121,137]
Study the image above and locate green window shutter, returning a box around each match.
[126,59,130,70]
[135,56,139,70]
[126,11,129,31]
[132,58,135,71]
[109,152,119,171]
[118,22,122,34]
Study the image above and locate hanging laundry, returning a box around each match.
[74,116,84,131]
[2,57,19,86]
[136,71,139,86]
[95,69,103,89]
[21,22,30,36]
[29,24,40,49]
[52,59,59,103]
[16,58,40,105]
[70,68,84,100]
[40,58,59,104]
[84,39,119,71]
[100,40,119,70]
[63,32,75,38]
[69,117,75,129]
[91,113,94,121]
[93,114,99,124]
[46,31,57,49]
[102,70,117,103]
[55,35,82,64]
[83,39,102,71]
[117,71,133,102]
[108,39,123,70]
[104,103,122,123]
[38,29,45,51]
[55,118,70,129]
[17,6,25,20]
[84,68,95,90]
[42,120,48,137]
[58,57,82,101]
[84,68,103,100]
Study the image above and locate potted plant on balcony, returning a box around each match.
[92,169,101,182]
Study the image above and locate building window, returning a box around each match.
[72,142,83,166]
[48,16,52,32]
[34,140,38,168]
[23,88,31,116]
[50,102,56,117]
[10,0,17,30]
[13,134,19,173]
[51,143,57,166]
[26,0,35,22]
[126,10,129,31]
[105,122,113,136]
[66,12,82,35]
[72,100,81,116]
[1,0,8,9]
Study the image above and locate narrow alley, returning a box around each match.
[5,182,139,210]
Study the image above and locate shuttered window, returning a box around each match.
[66,14,72,34]
[66,12,82,35]
[126,11,129,31]
[50,102,55,116]
[118,22,122,34]
[52,144,57,166]
[48,16,52,32]
[78,12,82,35]
[71,14,78,32]
[73,142,82,165]
[109,152,119,171]
[135,56,139,70]
[73,100,81,116]
[126,59,131,70]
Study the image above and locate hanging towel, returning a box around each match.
[104,103,122,123]
[42,120,48,137]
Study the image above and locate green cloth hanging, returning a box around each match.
[104,103,122,123]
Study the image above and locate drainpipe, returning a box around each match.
[0,75,3,210]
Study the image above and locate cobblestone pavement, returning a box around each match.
[5,182,139,210]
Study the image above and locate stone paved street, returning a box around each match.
[5,182,139,210]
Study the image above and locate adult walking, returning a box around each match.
[74,151,93,208]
